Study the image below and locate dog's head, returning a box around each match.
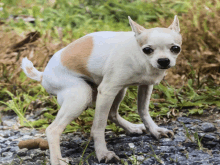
[129,15,182,70]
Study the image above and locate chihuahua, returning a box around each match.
[21,15,182,164]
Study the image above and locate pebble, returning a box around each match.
[17,148,28,157]
[128,143,135,149]
[201,122,216,132]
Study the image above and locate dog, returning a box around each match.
[21,15,182,164]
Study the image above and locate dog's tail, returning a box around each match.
[21,57,43,82]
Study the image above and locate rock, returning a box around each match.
[21,135,33,140]
[177,117,194,124]
[201,122,216,132]
[17,148,28,157]
[198,133,216,140]
[136,155,145,161]
[2,152,13,157]
[212,150,219,154]
[174,135,186,142]
[177,117,201,124]
[1,115,18,127]
[10,146,19,153]
[128,143,135,149]
[36,160,44,165]
[29,149,45,159]
[0,158,13,165]
[21,156,32,161]
[0,130,15,138]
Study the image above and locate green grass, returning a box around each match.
[1,71,220,133]
[0,0,190,42]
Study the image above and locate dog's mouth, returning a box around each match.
[157,65,171,70]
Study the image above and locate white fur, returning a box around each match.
[21,57,43,82]
[21,15,181,164]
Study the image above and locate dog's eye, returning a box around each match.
[170,46,181,54]
[142,47,154,55]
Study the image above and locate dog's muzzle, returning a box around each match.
[157,58,170,69]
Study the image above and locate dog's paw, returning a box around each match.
[97,150,120,163]
[150,127,174,140]
[126,123,147,134]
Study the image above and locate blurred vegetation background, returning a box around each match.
[1,0,220,133]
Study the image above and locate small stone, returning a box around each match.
[30,129,38,136]
[198,133,216,140]
[10,146,19,153]
[201,123,216,132]
[1,115,18,127]
[21,135,33,140]
[2,152,13,158]
[12,158,21,164]
[128,143,135,149]
[36,160,44,165]
[119,134,126,137]
[190,125,200,131]
[45,149,50,156]
[21,156,32,161]
[157,146,170,152]
[136,155,145,161]
[174,136,186,142]
[17,148,28,157]
[177,117,194,124]
[25,162,35,165]
[1,130,14,138]
[212,150,219,154]
[0,157,13,165]
[1,147,10,153]
[30,149,45,159]
[215,119,220,123]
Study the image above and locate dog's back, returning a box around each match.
[41,31,137,94]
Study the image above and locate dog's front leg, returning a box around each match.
[138,85,174,139]
[91,82,121,163]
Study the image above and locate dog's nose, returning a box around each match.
[157,58,170,68]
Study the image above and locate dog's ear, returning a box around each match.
[128,16,145,36]
[168,15,180,33]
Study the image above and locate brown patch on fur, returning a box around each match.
[61,36,93,77]
[26,67,43,82]
[26,67,36,77]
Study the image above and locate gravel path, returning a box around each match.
[1,112,220,165]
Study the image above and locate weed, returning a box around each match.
[194,131,205,151]
[125,149,149,165]
[79,137,93,165]
[183,123,205,150]
[149,144,164,164]
[0,90,33,128]
[186,152,189,159]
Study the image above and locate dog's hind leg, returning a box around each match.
[46,80,92,165]
[108,88,146,134]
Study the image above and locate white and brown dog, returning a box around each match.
[21,15,182,164]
